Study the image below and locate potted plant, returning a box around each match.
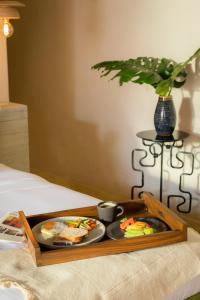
[92,48,200,136]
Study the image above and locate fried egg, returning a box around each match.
[41,221,65,239]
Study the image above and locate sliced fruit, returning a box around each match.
[120,218,135,230]
[143,227,155,235]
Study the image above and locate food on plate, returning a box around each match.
[65,219,81,228]
[40,217,97,244]
[120,217,135,230]
[120,217,156,238]
[65,218,97,231]
[41,221,65,238]
[58,227,88,243]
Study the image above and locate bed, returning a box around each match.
[0,164,200,300]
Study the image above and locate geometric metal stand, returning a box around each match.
[131,130,194,213]
[167,147,194,213]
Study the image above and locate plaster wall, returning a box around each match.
[7,0,200,216]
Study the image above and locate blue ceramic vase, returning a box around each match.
[154,96,176,136]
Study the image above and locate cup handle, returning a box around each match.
[116,205,124,218]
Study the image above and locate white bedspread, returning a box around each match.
[0,164,100,217]
[0,228,200,300]
[0,164,200,300]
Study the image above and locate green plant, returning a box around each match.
[92,48,200,97]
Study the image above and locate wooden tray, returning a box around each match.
[19,193,187,266]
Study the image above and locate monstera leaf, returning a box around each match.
[92,57,187,96]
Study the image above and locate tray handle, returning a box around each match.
[142,193,187,232]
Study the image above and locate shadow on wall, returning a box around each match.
[177,58,200,204]
[178,96,193,132]
[179,59,200,188]
[178,59,200,229]
[179,58,200,132]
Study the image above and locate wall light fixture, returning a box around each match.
[0,1,24,103]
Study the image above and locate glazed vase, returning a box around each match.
[154,96,176,136]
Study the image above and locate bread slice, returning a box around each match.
[59,227,88,243]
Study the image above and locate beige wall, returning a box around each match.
[7,0,200,207]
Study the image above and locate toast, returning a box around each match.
[59,227,88,243]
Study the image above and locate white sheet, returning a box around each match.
[0,164,200,300]
[0,164,100,217]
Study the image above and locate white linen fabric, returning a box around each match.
[0,228,200,300]
[0,164,100,217]
[0,164,200,300]
[0,287,27,300]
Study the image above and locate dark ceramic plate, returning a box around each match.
[106,217,170,240]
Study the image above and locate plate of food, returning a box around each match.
[106,217,169,240]
[32,216,106,249]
